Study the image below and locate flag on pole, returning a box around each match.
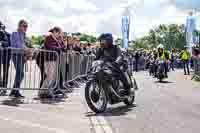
[186,12,196,54]
[122,16,130,49]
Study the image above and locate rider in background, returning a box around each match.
[156,44,170,78]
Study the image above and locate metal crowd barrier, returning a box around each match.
[0,47,59,90]
[61,51,94,86]
[0,46,95,92]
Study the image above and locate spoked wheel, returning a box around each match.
[85,81,108,113]
[124,91,135,106]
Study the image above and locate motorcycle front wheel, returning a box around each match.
[85,81,108,113]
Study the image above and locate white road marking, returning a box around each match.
[0,116,68,133]
[90,116,104,133]
[86,106,113,133]
[96,115,113,133]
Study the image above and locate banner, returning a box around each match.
[122,16,130,49]
[186,15,196,33]
[186,13,196,53]
[196,14,200,31]
[175,0,200,10]
[196,14,200,47]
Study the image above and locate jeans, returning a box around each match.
[164,62,168,76]
[135,60,138,72]
[41,61,57,90]
[183,60,190,75]
[170,60,175,71]
[12,54,25,89]
[0,49,11,88]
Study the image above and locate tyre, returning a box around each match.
[159,78,163,82]
[85,81,108,113]
[124,91,135,106]
[158,69,164,82]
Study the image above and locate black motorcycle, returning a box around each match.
[148,59,155,76]
[156,60,167,82]
[85,58,138,113]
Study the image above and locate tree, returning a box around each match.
[31,35,44,46]
[133,24,186,50]
[79,34,97,43]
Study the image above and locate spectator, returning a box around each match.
[170,49,176,71]
[73,37,81,53]
[66,36,73,51]
[0,22,11,95]
[86,43,93,55]
[35,44,46,88]
[192,47,200,58]
[192,47,200,76]
[39,26,65,98]
[80,42,87,55]
[134,51,140,72]
[57,32,67,91]
[10,19,29,98]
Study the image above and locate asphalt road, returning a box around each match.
[0,70,200,133]
[98,70,200,133]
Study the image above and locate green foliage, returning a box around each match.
[132,24,186,50]
[30,32,97,47]
[31,35,44,46]
[79,34,97,43]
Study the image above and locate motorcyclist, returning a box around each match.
[150,48,158,77]
[95,33,132,95]
[155,44,170,77]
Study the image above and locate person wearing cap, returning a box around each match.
[180,46,191,75]
[39,26,66,98]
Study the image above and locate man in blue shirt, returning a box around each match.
[10,19,28,98]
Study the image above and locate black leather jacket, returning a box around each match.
[0,30,10,47]
[95,46,121,62]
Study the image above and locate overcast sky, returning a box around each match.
[0,0,200,39]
